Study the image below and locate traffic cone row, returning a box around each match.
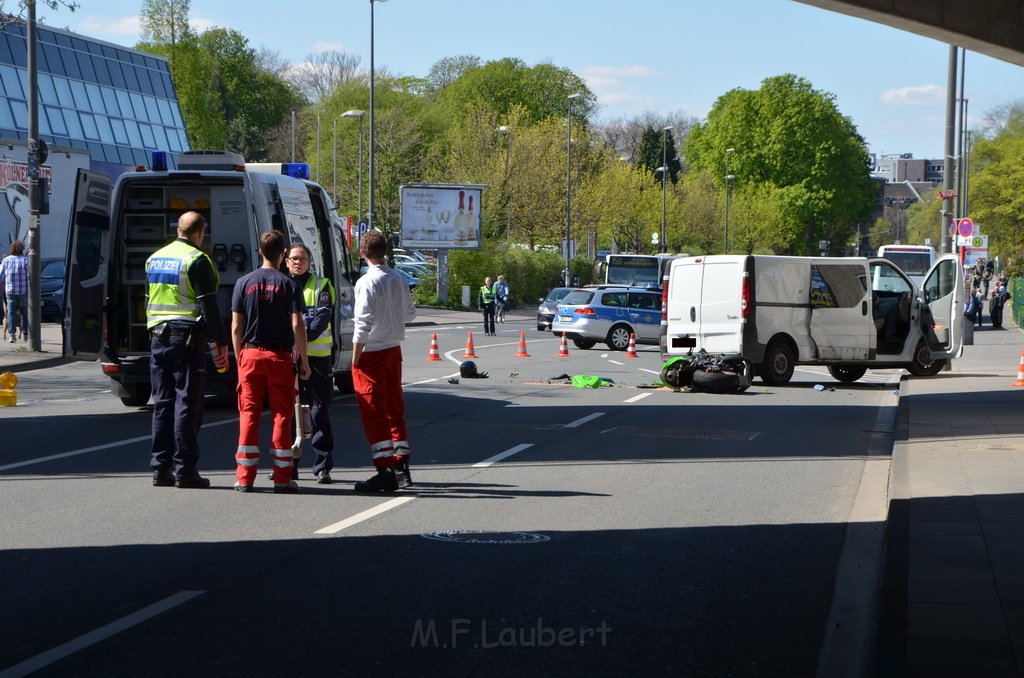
[426,332,442,361]
[1013,350,1024,387]
[463,331,478,358]
[557,332,571,357]
[625,333,639,358]
[515,330,531,357]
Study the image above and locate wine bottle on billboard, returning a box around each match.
[454,190,468,243]
[467,194,476,244]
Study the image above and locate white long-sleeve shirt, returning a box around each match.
[352,263,417,352]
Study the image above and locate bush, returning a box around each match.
[447,243,589,309]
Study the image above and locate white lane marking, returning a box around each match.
[315,496,417,534]
[638,368,660,375]
[472,443,534,468]
[624,393,651,403]
[0,419,237,472]
[608,359,624,365]
[0,590,204,678]
[563,412,606,429]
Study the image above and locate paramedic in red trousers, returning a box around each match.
[231,230,311,493]
[286,243,337,484]
[146,212,229,489]
[352,229,417,492]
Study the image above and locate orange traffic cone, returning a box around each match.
[558,332,571,357]
[625,333,639,358]
[464,331,478,358]
[1013,351,1024,387]
[515,330,531,357]
[426,332,442,361]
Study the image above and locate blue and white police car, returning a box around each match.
[551,285,662,351]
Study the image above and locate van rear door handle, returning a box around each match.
[862,300,867,315]
[690,307,696,322]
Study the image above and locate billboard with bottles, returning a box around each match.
[399,183,484,249]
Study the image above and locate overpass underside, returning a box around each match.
[797,0,1024,67]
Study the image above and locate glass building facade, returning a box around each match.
[0,19,190,168]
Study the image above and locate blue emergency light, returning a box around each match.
[281,163,310,180]
[151,151,168,172]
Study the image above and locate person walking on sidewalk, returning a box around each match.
[351,230,417,492]
[479,276,497,336]
[145,212,229,489]
[0,240,28,342]
[989,284,1011,329]
[286,243,337,484]
[231,230,310,493]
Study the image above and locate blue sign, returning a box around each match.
[358,220,369,239]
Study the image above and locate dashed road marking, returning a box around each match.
[472,443,535,468]
[315,496,417,534]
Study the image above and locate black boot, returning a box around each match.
[395,459,413,489]
[354,468,398,493]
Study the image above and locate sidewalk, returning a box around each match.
[0,321,64,373]
[874,313,1024,675]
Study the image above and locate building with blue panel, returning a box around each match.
[0,17,190,254]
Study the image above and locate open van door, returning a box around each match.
[63,170,112,359]
[919,254,965,359]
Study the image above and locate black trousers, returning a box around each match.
[297,356,335,475]
[481,303,495,335]
[149,323,205,478]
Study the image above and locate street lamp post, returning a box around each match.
[343,110,366,226]
[565,93,582,286]
[659,126,673,254]
[369,0,386,235]
[497,125,513,240]
[724,147,735,253]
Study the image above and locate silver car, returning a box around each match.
[537,287,572,331]
[551,286,662,350]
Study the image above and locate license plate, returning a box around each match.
[559,315,572,323]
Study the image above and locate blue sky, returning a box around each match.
[44,0,1024,159]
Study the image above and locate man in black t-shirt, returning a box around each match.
[230,230,310,493]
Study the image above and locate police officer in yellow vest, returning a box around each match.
[286,243,337,483]
[146,211,228,489]
[479,275,497,336]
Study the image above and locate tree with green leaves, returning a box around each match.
[433,57,594,127]
[635,125,681,184]
[686,74,876,255]
[966,104,1024,267]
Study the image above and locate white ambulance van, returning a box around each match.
[63,150,358,406]
[661,254,964,385]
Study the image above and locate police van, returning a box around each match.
[64,150,358,406]
[661,254,965,385]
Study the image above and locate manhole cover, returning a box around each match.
[421,530,550,545]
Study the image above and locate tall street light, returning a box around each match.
[659,126,673,254]
[497,125,513,241]
[724,147,736,253]
[369,0,386,236]
[565,93,582,286]
[343,110,366,226]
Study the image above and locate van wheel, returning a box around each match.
[827,364,867,383]
[759,341,795,386]
[573,338,597,350]
[334,371,355,394]
[120,383,151,407]
[907,340,945,377]
[606,325,632,351]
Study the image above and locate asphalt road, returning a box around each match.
[0,316,899,677]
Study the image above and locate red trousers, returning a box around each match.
[353,346,409,469]
[235,347,296,485]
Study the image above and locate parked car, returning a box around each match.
[40,258,65,322]
[394,248,435,263]
[536,287,572,331]
[394,266,420,290]
[396,262,434,280]
[551,285,662,350]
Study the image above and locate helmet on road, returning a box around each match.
[460,360,478,378]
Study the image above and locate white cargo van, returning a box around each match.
[661,254,964,385]
[63,150,358,406]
